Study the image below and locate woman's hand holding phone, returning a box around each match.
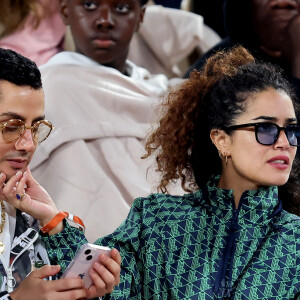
[62,243,121,298]
[87,247,121,298]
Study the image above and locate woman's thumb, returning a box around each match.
[35,265,61,279]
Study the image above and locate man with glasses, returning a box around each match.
[0,48,88,299]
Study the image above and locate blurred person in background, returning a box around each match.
[0,0,65,66]
[152,0,182,9]
[186,0,300,121]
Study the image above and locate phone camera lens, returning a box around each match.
[86,255,93,261]
[85,249,91,255]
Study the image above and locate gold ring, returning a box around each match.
[16,192,26,200]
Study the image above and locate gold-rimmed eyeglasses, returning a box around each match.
[0,119,53,144]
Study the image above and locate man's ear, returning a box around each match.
[59,0,70,25]
[210,129,231,156]
[136,5,146,32]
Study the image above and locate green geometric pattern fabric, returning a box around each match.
[43,176,300,299]
[42,222,87,273]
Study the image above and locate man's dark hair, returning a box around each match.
[0,48,42,89]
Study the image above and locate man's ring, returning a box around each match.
[16,193,26,200]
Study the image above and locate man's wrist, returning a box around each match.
[40,210,59,228]
[40,212,66,235]
[40,211,85,236]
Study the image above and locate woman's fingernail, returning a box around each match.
[16,171,22,176]
[23,171,28,177]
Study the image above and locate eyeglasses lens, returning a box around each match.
[3,120,24,142]
[36,122,52,143]
[286,126,300,147]
[257,123,300,146]
[256,123,277,145]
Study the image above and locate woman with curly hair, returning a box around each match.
[20,45,300,298]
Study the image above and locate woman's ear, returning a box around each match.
[59,0,70,25]
[210,129,231,156]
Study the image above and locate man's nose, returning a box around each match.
[15,129,36,152]
[270,0,298,9]
[95,6,115,28]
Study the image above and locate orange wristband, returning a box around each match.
[63,211,85,232]
[40,211,85,234]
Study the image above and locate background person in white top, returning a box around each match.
[31,0,185,242]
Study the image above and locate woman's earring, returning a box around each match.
[219,152,229,166]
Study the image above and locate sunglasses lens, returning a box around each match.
[256,123,278,145]
[2,120,24,142]
[286,126,300,146]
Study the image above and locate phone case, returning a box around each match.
[61,243,111,288]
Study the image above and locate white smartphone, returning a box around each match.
[61,243,111,289]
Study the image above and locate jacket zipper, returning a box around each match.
[222,208,239,299]
[214,204,240,298]
[1,230,39,292]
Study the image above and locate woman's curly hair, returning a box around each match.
[144,45,300,216]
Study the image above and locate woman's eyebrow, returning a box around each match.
[251,116,297,123]
[251,116,277,121]
[286,117,297,123]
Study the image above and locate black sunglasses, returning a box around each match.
[224,122,300,147]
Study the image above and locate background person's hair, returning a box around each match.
[144,45,300,215]
[140,0,148,5]
[0,48,42,89]
[0,0,39,37]
[0,0,58,38]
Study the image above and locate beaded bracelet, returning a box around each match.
[40,211,85,234]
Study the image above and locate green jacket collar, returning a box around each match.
[200,175,280,226]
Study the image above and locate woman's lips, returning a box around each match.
[267,156,289,170]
